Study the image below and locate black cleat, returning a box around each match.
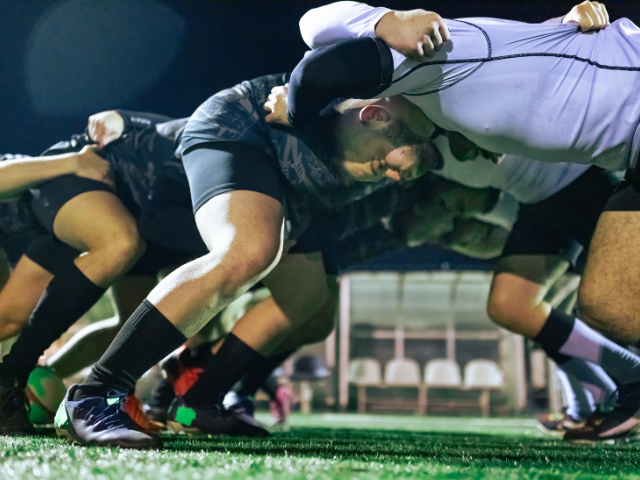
[55,384,162,449]
[0,378,37,436]
[167,396,268,437]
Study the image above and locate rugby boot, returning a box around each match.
[563,410,609,442]
[0,378,37,435]
[592,382,640,439]
[166,396,269,437]
[55,384,162,449]
[565,384,640,442]
[537,412,585,437]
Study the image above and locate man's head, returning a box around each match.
[334,96,443,183]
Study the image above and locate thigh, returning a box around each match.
[31,176,113,234]
[579,210,640,341]
[489,254,570,336]
[53,190,139,252]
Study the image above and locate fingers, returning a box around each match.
[439,21,451,42]
[590,4,605,27]
[408,16,449,61]
[431,22,443,50]
[573,1,610,31]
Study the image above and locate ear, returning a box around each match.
[359,105,391,126]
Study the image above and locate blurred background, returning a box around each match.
[1,0,638,419]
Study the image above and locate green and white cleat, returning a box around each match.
[55,384,162,449]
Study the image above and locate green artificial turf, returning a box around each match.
[2,414,640,480]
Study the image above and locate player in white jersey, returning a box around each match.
[276,1,640,439]
[295,1,639,171]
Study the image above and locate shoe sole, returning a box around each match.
[599,417,640,439]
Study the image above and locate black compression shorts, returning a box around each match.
[182,142,284,214]
[24,235,79,275]
[30,176,113,234]
[501,166,619,270]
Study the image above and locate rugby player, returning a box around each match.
[0,111,211,436]
[0,149,112,340]
[275,0,640,439]
[51,69,454,448]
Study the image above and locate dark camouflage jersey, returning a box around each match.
[179,74,393,210]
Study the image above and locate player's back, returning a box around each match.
[382,17,640,171]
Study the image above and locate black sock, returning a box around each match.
[76,300,186,398]
[182,341,215,368]
[535,309,640,385]
[261,375,280,400]
[182,333,263,407]
[0,263,105,384]
[534,309,575,355]
[237,349,294,398]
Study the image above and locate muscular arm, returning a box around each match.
[0,149,110,199]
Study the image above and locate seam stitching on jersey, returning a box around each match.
[394,20,640,97]
[393,20,492,96]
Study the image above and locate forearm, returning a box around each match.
[300,2,390,48]
[0,153,80,198]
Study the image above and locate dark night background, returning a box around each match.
[1,0,636,270]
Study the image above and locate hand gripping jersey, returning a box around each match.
[299,2,640,172]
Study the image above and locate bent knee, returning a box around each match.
[0,312,29,339]
[96,233,146,270]
[486,289,519,328]
[212,242,282,297]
